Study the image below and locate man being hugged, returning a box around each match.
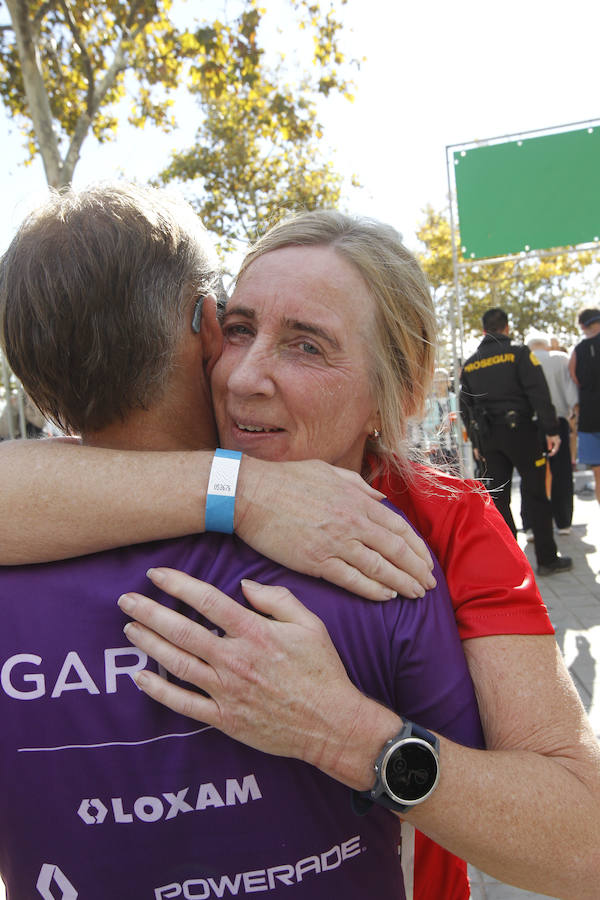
[0,183,482,899]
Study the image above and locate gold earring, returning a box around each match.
[371,428,381,440]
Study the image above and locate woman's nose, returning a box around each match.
[226,343,277,398]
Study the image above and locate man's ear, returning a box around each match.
[200,294,223,377]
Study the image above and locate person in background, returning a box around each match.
[419,367,460,473]
[0,390,49,439]
[569,307,600,505]
[460,307,572,576]
[523,330,578,535]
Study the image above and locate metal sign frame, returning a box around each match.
[444,117,600,475]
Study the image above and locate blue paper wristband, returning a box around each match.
[205,449,242,533]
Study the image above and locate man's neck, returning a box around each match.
[82,398,218,453]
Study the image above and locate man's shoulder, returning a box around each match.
[577,332,600,348]
[575,333,600,365]
[547,349,570,370]
[462,338,519,373]
[509,339,528,354]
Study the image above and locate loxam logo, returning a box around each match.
[78,774,262,825]
[37,863,78,899]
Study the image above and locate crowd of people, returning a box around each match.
[419,310,599,566]
[0,182,598,900]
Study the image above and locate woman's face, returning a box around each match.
[211,245,380,472]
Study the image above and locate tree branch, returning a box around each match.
[61,39,127,182]
[58,0,95,112]
[122,0,158,43]
[61,2,160,182]
[32,0,58,28]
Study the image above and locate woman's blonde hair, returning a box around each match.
[237,210,437,479]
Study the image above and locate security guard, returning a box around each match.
[460,307,572,576]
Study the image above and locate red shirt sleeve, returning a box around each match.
[372,463,554,640]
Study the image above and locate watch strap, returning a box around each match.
[352,720,439,816]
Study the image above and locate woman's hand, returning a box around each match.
[235,457,436,601]
[118,568,394,788]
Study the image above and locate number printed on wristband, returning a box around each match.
[207,456,241,498]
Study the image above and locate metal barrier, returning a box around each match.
[0,349,53,440]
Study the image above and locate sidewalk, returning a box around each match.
[469,470,600,900]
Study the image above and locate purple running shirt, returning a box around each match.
[0,506,483,899]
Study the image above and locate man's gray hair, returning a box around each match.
[0,182,222,435]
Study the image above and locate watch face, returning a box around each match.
[384,738,439,804]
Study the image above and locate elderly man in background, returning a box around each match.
[524,330,578,535]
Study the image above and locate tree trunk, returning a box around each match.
[5,0,63,186]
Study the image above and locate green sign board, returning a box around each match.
[454,126,600,259]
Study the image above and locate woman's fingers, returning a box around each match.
[143,567,266,636]
[370,503,433,572]
[318,555,423,602]
[120,612,216,689]
[134,665,219,724]
[314,510,437,599]
[236,458,435,599]
[239,579,327,626]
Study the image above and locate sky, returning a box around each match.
[2,0,600,258]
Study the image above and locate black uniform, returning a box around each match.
[574,331,600,433]
[460,332,560,567]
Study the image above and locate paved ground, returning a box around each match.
[1,474,597,900]
[469,469,600,900]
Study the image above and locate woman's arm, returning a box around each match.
[119,571,600,900]
[0,438,435,600]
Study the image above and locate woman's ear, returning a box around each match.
[200,294,223,376]
[369,409,382,437]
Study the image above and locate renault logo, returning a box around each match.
[36,863,78,899]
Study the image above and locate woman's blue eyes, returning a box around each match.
[225,323,252,337]
[300,341,320,355]
[224,326,321,356]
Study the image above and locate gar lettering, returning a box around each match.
[1,648,146,700]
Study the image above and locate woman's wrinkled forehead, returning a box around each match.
[230,245,378,351]
[235,244,374,307]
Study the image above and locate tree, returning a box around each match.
[1,0,192,187]
[158,2,356,253]
[0,0,355,214]
[416,206,597,348]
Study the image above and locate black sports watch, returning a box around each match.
[353,720,440,815]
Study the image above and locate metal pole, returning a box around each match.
[446,116,600,156]
[16,385,27,439]
[1,350,16,440]
[445,144,471,476]
[457,241,600,269]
